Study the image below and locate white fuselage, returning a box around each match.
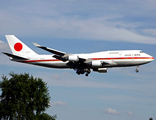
[4,35,154,76]
[16,50,154,69]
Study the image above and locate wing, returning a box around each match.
[32,43,118,76]
[33,43,116,65]
[33,43,93,65]
[33,42,70,61]
[33,43,66,56]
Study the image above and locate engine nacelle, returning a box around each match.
[88,61,103,67]
[68,55,79,62]
[93,68,108,73]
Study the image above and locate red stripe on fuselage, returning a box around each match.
[22,59,61,63]
[92,57,154,60]
[20,57,154,63]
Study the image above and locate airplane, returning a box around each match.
[3,35,154,76]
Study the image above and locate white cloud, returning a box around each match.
[0,40,10,52]
[1,15,156,44]
[0,1,156,44]
[0,40,13,65]
[103,108,119,115]
[51,101,67,107]
[126,111,133,116]
[39,72,130,89]
[143,29,156,37]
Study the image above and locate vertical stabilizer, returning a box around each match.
[5,35,38,57]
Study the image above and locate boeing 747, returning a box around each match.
[3,35,154,76]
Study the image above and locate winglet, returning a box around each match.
[33,42,41,47]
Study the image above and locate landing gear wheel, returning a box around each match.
[135,69,139,73]
[75,68,91,76]
[135,66,139,73]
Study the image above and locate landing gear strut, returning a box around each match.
[135,66,139,73]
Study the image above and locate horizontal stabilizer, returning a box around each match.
[33,43,66,56]
[3,52,29,60]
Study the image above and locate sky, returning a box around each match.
[0,0,156,120]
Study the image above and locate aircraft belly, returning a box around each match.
[26,61,69,68]
[19,57,153,69]
[113,59,147,66]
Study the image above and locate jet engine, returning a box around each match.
[93,68,108,73]
[68,55,79,62]
[88,61,103,67]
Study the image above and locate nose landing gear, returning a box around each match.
[135,66,139,73]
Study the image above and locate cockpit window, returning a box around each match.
[140,51,144,53]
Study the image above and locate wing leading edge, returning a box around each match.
[33,43,66,56]
[33,42,70,61]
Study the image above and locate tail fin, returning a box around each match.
[5,35,38,57]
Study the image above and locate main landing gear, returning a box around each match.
[76,68,91,76]
[135,66,139,73]
[85,71,90,76]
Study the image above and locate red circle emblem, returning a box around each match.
[14,43,23,51]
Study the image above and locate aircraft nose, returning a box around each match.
[151,56,154,61]
[149,55,154,62]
